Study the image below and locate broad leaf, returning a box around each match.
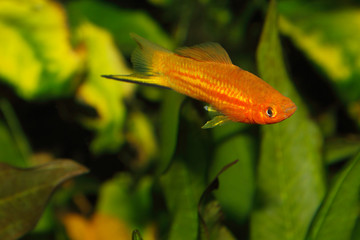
[132,230,144,240]
[160,159,199,240]
[324,137,360,165]
[0,100,31,168]
[67,0,174,155]
[157,91,184,174]
[0,160,88,240]
[209,123,256,223]
[67,0,173,54]
[307,152,360,240]
[0,120,27,167]
[96,173,153,230]
[76,22,133,154]
[200,160,238,240]
[278,2,360,103]
[352,219,360,240]
[0,0,81,99]
[126,111,158,169]
[160,118,209,239]
[251,1,325,240]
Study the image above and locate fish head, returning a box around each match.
[233,71,297,124]
[252,95,297,124]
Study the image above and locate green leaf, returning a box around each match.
[351,219,360,240]
[76,22,133,154]
[67,0,173,54]
[199,160,238,240]
[132,229,143,240]
[307,152,360,240]
[251,1,325,240]
[67,0,174,155]
[160,122,209,240]
[0,100,31,168]
[160,159,199,240]
[0,0,81,99]
[96,173,153,230]
[126,111,158,168]
[278,2,360,103]
[157,91,184,174]
[0,159,88,239]
[324,137,360,165]
[0,120,26,167]
[209,123,256,223]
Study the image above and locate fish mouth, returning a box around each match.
[284,104,297,117]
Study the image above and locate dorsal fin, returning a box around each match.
[175,42,232,64]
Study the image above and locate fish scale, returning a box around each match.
[163,58,241,106]
[160,58,253,122]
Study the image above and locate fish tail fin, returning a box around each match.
[102,33,171,88]
[130,33,170,75]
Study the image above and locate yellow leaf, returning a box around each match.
[279,16,351,82]
[278,6,360,102]
[0,0,81,99]
[126,112,158,168]
[76,22,135,154]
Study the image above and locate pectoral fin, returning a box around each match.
[201,115,230,129]
[204,105,218,113]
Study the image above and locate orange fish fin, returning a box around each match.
[201,115,230,129]
[102,34,171,89]
[175,42,232,64]
[130,33,171,75]
[101,74,170,89]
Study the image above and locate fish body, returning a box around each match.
[102,34,296,128]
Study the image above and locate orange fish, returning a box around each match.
[102,34,296,128]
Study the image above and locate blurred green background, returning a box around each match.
[0,0,360,239]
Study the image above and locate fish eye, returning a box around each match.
[266,107,274,118]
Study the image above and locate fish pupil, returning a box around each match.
[266,107,273,118]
